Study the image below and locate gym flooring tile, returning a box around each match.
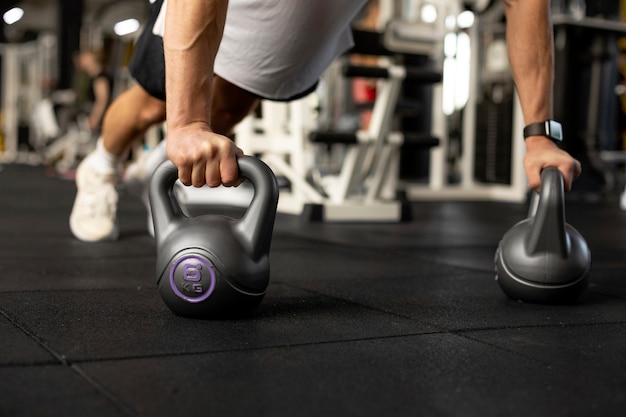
[0,366,129,417]
[0,314,57,365]
[29,333,619,417]
[0,284,434,363]
[0,163,625,417]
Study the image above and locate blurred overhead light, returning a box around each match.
[457,11,475,29]
[114,18,140,36]
[420,4,438,24]
[3,7,24,25]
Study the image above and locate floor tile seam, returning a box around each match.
[355,243,499,250]
[277,281,450,331]
[0,307,139,416]
[70,363,140,417]
[270,262,488,285]
[66,329,453,366]
[452,331,552,367]
[0,307,71,366]
[0,255,155,261]
[277,242,496,271]
[0,287,157,295]
[452,320,626,335]
[273,234,356,247]
[458,322,626,364]
[392,252,496,273]
[452,322,626,368]
[0,359,63,368]
[275,237,499,253]
[270,252,469,271]
[272,240,396,255]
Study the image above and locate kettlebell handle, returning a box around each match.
[234,156,279,260]
[149,155,279,259]
[150,160,182,247]
[526,167,568,257]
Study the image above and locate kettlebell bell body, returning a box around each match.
[495,167,591,304]
[149,156,279,318]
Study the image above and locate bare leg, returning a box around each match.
[102,84,166,157]
[70,84,166,242]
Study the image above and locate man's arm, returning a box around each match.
[164,0,242,187]
[504,0,581,191]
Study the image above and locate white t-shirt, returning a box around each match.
[154,0,367,100]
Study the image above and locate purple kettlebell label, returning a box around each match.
[169,254,216,303]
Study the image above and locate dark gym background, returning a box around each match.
[1,1,625,416]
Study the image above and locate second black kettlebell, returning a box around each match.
[494,167,591,304]
[149,155,279,318]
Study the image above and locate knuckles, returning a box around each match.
[167,134,240,187]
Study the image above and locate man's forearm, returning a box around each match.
[504,0,553,126]
[164,0,229,131]
[504,0,581,192]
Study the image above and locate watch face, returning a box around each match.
[548,120,563,142]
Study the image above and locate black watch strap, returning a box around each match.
[523,120,563,142]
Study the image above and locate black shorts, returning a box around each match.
[128,0,167,101]
[128,0,317,102]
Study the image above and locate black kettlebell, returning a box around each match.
[149,155,279,318]
[494,167,591,304]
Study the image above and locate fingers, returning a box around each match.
[560,158,582,192]
[526,168,542,194]
[524,146,582,193]
[179,159,238,188]
[188,147,240,188]
[166,128,243,188]
[218,152,241,187]
[177,164,193,186]
[523,136,580,193]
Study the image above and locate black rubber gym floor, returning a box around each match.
[1,162,625,417]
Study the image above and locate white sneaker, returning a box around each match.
[69,155,120,241]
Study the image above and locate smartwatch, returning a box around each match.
[523,120,563,143]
